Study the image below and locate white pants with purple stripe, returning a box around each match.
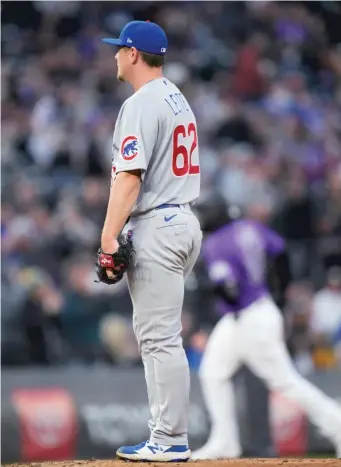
[197,295,341,458]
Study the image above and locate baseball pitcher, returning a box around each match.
[96,21,202,462]
[192,192,341,459]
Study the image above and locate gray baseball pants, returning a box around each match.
[125,204,202,446]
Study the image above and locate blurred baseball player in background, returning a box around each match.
[192,192,341,460]
[97,21,202,462]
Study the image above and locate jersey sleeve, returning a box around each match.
[203,239,239,287]
[115,96,158,175]
[261,224,286,257]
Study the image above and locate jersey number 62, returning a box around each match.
[172,123,200,176]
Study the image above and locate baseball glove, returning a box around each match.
[95,231,134,285]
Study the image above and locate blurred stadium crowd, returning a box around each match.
[2,1,341,373]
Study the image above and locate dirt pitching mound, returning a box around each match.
[4,458,340,467]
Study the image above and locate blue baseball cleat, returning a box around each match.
[116,439,191,462]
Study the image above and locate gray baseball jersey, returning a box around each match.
[112,77,200,215]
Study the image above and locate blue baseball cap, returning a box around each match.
[102,20,168,56]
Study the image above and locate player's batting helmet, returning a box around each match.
[193,191,240,233]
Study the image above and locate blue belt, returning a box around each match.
[126,204,181,223]
[155,203,180,210]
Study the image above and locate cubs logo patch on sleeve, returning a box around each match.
[121,136,139,161]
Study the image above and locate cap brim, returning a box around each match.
[102,38,124,46]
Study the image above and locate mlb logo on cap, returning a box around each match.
[102,20,168,56]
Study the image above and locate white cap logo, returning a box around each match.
[161,47,166,53]
[127,38,133,44]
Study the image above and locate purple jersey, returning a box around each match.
[203,219,285,315]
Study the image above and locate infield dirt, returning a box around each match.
[4,458,340,467]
